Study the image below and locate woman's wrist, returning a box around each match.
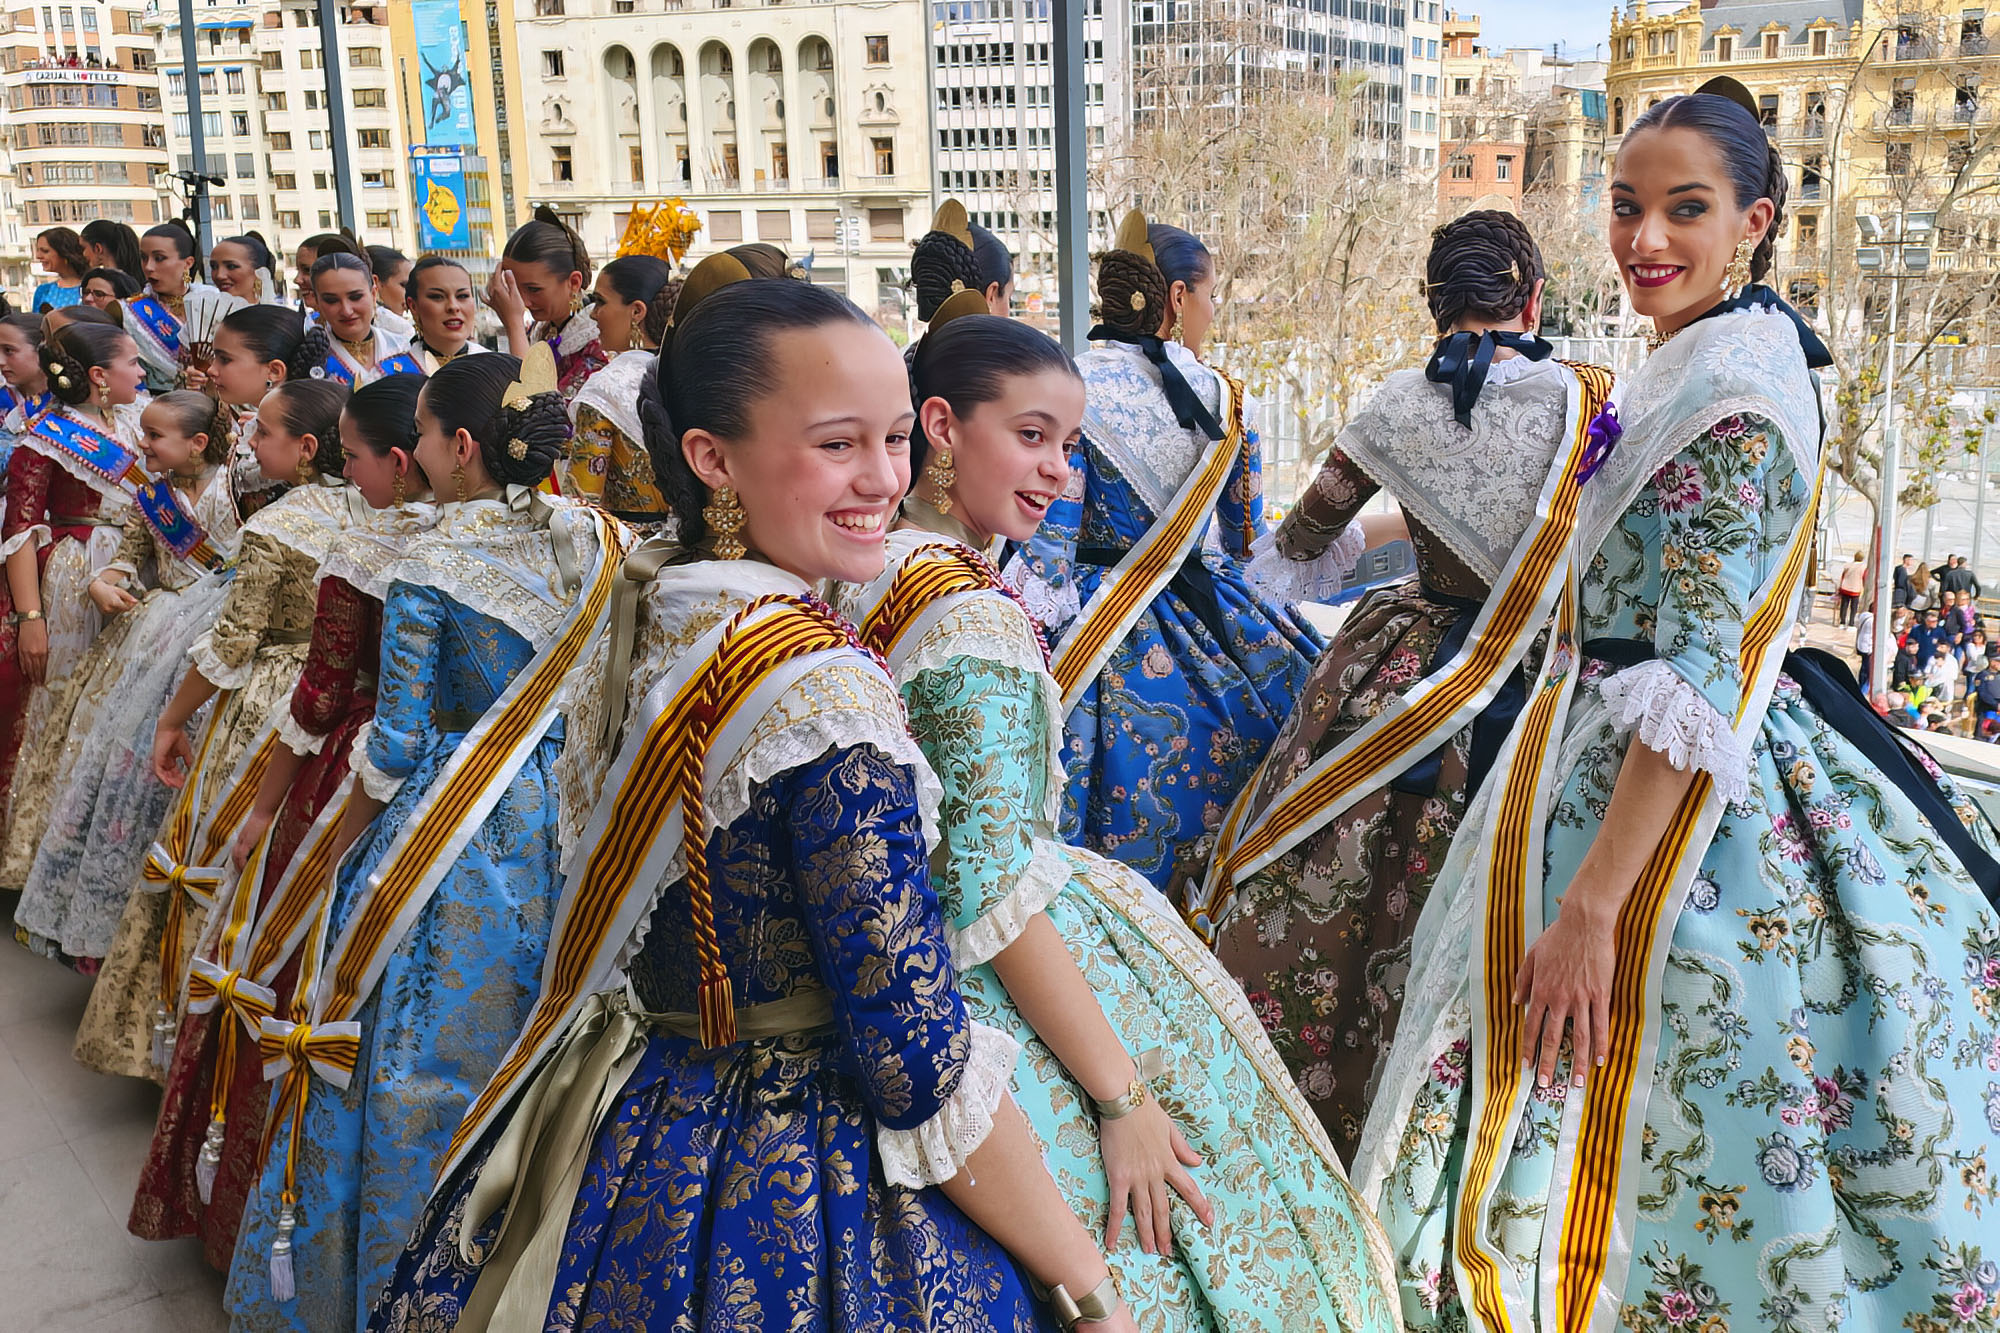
[1079,1053,1141,1107]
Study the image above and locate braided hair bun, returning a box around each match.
[910,230,981,321]
[1095,249,1168,337]
[425,354,571,488]
[290,320,333,382]
[40,320,124,407]
[1423,210,1544,333]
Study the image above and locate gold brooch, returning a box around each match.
[508,436,529,459]
[1129,291,1146,311]
[949,279,966,293]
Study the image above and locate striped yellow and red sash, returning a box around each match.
[140,696,238,1069]
[1451,461,1826,1333]
[855,540,1034,664]
[438,594,868,1187]
[1049,371,1242,715]
[1191,364,1615,938]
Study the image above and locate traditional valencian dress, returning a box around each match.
[0,386,56,815]
[224,493,617,1333]
[561,347,669,518]
[74,476,362,1081]
[838,517,1403,1331]
[1197,350,1616,1154]
[14,462,242,968]
[537,306,609,404]
[0,402,145,889]
[131,502,438,1273]
[308,325,425,388]
[366,554,1050,1333]
[127,282,224,391]
[1356,295,2000,1333]
[1010,336,1331,892]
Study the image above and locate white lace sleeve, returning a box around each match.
[347,723,404,802]
[275,707,327,757]
[1597,659,1751,804]
[0,523,50,559]
[188,628,254,691]
[875,1020,1021,1188]
[1004,556,1079,634]
[946,838,1071,970]
[1243,522,1366,606]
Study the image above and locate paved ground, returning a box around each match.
[0,893,228,1331]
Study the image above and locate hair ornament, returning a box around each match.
[668,252,755,329]
[1692,75,1760,121]
[930,199,977,253]
[786,260,809,281]
[949,279,967,294]
[1129,291,1147,311]
[508,436,530,460]
[1506,261,1521,282]
[927,288,989,334]
[1112,208,1156,265]
[503,341,558,412]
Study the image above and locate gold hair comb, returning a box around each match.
[931,199,976,252]
[669,253,755,329]
[927,288,988,332]
[1112,208,1156,265]
[504,341,558,413]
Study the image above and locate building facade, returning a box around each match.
[1439,11,1527,210]
[511,0,930,326]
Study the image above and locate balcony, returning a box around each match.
[1696,37,1849,64]
[1893,35,1939,61]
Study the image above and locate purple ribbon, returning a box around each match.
[1576,401,1622,484]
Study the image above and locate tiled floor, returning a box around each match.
[0,894,228,1331]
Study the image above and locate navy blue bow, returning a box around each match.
[1089,325,1224,441]
[1425,329,1553,428]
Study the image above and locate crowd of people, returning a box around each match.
[0,76,1995,1333]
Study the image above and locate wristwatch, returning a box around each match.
[8,608,44,625]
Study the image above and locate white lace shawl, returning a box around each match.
[315,500,441,598]
[1074,339,1226,515]
[380,493,597,649]
[569,347,651,452]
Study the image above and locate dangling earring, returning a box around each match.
[264,377,275,392]
[451,458,467,504]
[295,454,312,486]
[1171,308,1185,344]
[393,466,406,506]
[569,291,585,318]
[703,485,747,560]
[97,379,111,410]
[925,448,957,516]
[1722,237,1755,300]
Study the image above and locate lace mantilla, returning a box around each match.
[383,496,594,648]
[876,1019,1021,1188]
[1003,558,1079,633]
[348,723,404,802]
[316,502,440,597]
[1075,340,1226,515]
[947,838,1072,970]
[1244,522,1366,605]
[1597,659,1752,804]
[569,348,651,455]
[242,478,364,568]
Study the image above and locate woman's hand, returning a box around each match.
[152,720,195,788]
[1098,1099,1211,1257]
[88,577,138,616]
[231,809,274,870]
[1513,891,1619,1088]
[16,616,48,683]
[484,269,527,327]
[178,363,209,391]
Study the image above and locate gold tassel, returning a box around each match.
[698,974,736,1048]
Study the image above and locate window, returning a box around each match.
[349,46,381,67]
[1451,76,1470,95]
[1495,154,1513,181]
[1716,35,1733,60]
[757,208,792,240]
[277,210,301,229]
[868,206,903,241]
[865,34,890,63]
[272,172,296,190]
[366,210,396,229]
[200,71,217,95]
[235,151,254,176]
[362,169,394,187]
[871,135,894,173]
[231,111,249,135]
[806,208,839,240]
[357,128,389,148]
[226,69,244,94]
[1797,212,1818,245]
[1447,153,1472,180]
[354,88,385,108]
[313,170,329,189]
[1811,26,1828,54]
[305,90,320,110]
[1762,31,1779,57]
[1612,97,1624,134]
[240,196,259,221]
[709,209,743,241]
[318,210,333,228]
[551,144,573,180]
[1757,94,1778,126]
[1887,142,1911,174]
[542,49,565,77]
[211,196,231,220]
[300,48,318,69]
[535,0,564,11]
[260,50,282,70]
[270,132,292,150]
[264,91,286,112]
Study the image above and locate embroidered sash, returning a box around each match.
[1451,463,1825,1333]
[1049,371,1242,714]
[855,540,1044,665]
[1190,364,1616,936]
[29,411,146,493]
[378,350,424,378]
[437,595,865,1189]
[127,295,183,357]
[317,351,355,386]
[140,697,238,1069]
[135,478,229,572]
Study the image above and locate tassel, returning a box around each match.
[150,1005,174,1071]
[195,1118,226,1204]
[697,974,735,1048]
[269,1204,297,1302]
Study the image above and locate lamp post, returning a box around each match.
[1858,207,1933,697]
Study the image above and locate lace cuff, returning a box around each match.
[276,707,327,757]
[348,723,404,802]
[0,523,50,559]
[1244,522,1366,605]
[875,1020,1020,1188]
[947,838,1072,970]
[1004,559,1079,634]
[1598,659,1751,804]
[189,630,253,691]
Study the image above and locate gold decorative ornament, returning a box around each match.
[452,457,468,503]
[53,371,70,390]
[503,342,559,412]
[949,278,967,294]
[1129,291,1147,312]
[507,436,529,460]
[568,291,586,318]
[703,484,747,560]
[614,198,703,264]
[930,199,976,252]
[98,381,111,410]
[295,455,312,486]
[393,469,406,506]
[336,332,373,359]
[1112,208,1156,265]
[668,253,755,330]
[925,448,956,515]
[1722,236,1755,300]
[1171,310,1184,344]
[926,289,988,332]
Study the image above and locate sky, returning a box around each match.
[1472,0,1621,63]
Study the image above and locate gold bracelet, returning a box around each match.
[1033,1274,1124,1330]
[1091,1046,1167,1120]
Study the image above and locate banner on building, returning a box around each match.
[412,152,471,250]
[413,0,474,147]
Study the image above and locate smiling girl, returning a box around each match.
[404,255,486,371]
[488,205,608,399]
[127,220,224,391]
[296,253,425,388]
[209,233,283,306]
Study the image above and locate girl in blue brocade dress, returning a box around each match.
[370,275,1138,1333]
[1360,94,2000,1333]
[224,355,610,1332]
[1008,217,1342,895]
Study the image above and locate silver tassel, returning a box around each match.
[269,1204,296,1302]
[195,1117,226,1204]
[150,1005,174,1071]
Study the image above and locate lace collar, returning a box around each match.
[241,474,363,565]
[387,490,593,646]
[570,348,652,448]
[1075,340,1224,514]
[539,308,603,360]
[646,558,807,664]
[317,500,441,598]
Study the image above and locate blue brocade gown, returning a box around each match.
[225,585,562,1333]
[1012,340,1321,893]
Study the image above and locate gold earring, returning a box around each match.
[569,291,585,317]
[97,380,111,410]
[393,468,406,506]
[925,448,956,515]
[1722,237,1755,300]
[703,485,747,560]
[1171,309,1185,344]
[295,455,312,486]
[452,458,467,503]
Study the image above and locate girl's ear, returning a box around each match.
[918,396,955,453]
[682,428,731,493]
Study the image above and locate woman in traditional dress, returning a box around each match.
[292,232,357,308]
[839,295,1403,1330]
[486,206,608,400]
[32,225,88,312]
[909,200,1016,325]
[1008,211,1332,893]
[369,271,1139,1333]
[72,380,353,1081]
[224,349,613,1333]
[129,220,223,392]
[205,305,310,518]
[1195,212,1616,1154]
[560,252,672,517]
[15,392,241,971]
[297,254,424,388]
[1358,87,2000,1332]
[0,320,148,890]
[404,257,486,373]
[365,246,414,341]
[132,374,437,1274]
[210,233,286,308]
[82,218,144,281]
[0,313,54,815]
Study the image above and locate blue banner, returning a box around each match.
[412,152,472,250]
[413,0,473,148]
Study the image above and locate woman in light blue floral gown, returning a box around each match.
[1357,88,2000,1333]
[225,353,615,1332]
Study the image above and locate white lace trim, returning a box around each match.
[1003,559,1079,634]
[0,524,49,559]
[189,630,253,690]
[275,707,326,757]
[1244,522,1366,605]
[1597,659,1751,803]
[875,1019,1021,1188]
[946,838,1071,970]
[349,723,404,802]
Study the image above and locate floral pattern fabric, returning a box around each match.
[1366,403,2000,1333]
